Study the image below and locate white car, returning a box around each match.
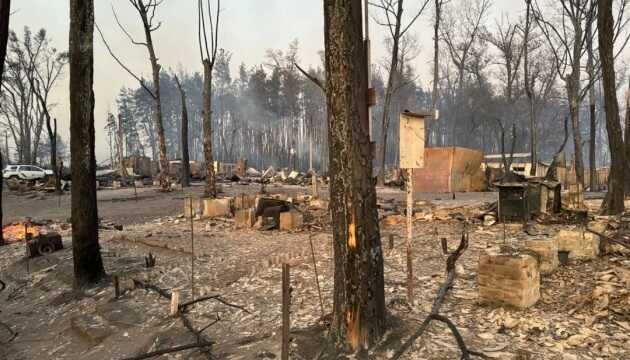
[3,165,54,181]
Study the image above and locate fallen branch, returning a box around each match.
[179,295,250,314]
[121,341,213,360]
[0,321,17,344]
[132,279,171,299]
[197,314,221,335]
[586,227,630,250]
[392,231,480,360]
[429,314,486,360]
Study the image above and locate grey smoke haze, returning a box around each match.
[7,0,621,163]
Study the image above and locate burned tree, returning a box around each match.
[69,0,105,286]
[174,75,191,187]
[429,0,444,145]
[97,0,169,190]
[533,0,596,186]
[324,0,385,352]
[599,0,625,214]
[371,0,429,186]
[198,0,220,197]
[523,0,558,176]
[0,0,9,246]
[24,45,68,193]
[586,0,598,190]
[441,0,491,146]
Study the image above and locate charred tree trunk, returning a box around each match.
[569,86,585,186]
[117,114,127,180]
[430,0,442,147]
[202,60,216,197]
[524,0,537,176]
[137,1,169,190]
[587,9,597,191]
[69,0,105,286]
[623,79,630,195]
[175,76,191,187]
[589,100,597,190]
[324,0,385,352]
[377,0,403,186]
[45,117,59,193]
[0,0,10,245]
[598,0,625,215]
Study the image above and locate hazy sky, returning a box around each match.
[8,0,533,162]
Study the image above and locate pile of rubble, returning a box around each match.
[181,190,330,234]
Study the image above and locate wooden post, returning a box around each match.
[189,198,195,304]
[170,289,180,316]
[309,136,313,172]
[282,263,290,360]
[312,174,320,199]
[406,168,413,304]
[113,275,120,299]
[388,233,394,250]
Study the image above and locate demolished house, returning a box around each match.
[411,146,486,193]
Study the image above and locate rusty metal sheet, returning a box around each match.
[399,112,425,169]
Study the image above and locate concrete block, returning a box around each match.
[556,228,599,259]
[235,208,256,228]
[478,252,540,308]
[112,180,122,189]
[280,210,304,231]
[203,198,232,218]
[233,194,257,211]
[523,238,558,274]
[184,198,202,219]
[134,180,144,188]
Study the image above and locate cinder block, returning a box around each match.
[235,208,256,228]
[203,198,232,218]
[523,238,558,274]
[478,252,540,308]
[233,194,257,211]
[184,198,202,219]
[556,228,599,259]
[280,210,304,231]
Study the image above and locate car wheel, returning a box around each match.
[38,242,55,256]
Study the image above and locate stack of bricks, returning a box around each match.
[202,198,232,218]
[523,238,558,274]
[233,194,257,212]
[478,252,540,308]
[555,224,605,260]
[184,198,202,219]
[280,210,304,231]
[235,208,256,228]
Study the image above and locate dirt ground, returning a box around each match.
[0,184,628,360]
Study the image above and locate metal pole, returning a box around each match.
[282,263,290,360]
[189,198,195,305]
[406,168,413,304]
[365,0,373,141]
[308,235,325,319]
